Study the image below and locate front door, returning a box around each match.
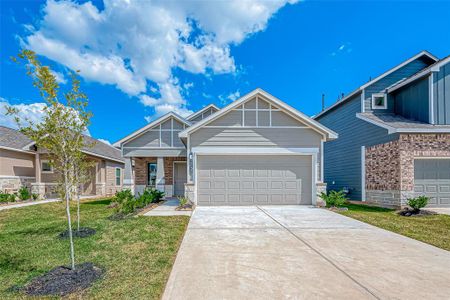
[174,162,187,196]
[148,162,157,187]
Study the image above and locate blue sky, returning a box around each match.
[1,0,449,144]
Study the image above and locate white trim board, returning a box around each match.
[179,88,338,140]
[191,147,319,155]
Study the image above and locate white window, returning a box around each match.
[115,168,121,186]
[371,93,387,109]
[41,160,53,173]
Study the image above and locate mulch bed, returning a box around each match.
[58,227,96,239]
[328,206,348,212]
[175,203,194,211]
[398,209,437,217]
[23,262,103,296]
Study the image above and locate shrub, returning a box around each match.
[18,186,31,201]
[149,188,164,203]
[178,196,188,207]
[0,192,9,203]
[319,190,348,207]
[407,196,429,212]
[8,193,17,202]
[32,193,39,201]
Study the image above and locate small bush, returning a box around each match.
[319,190,348,207]
[32,193,39,201]
[407,196,429,212]
[112,188,165,215]
[0,192,10,203]
[178,196,188,207]
[18,186,31,201]
[8,193,17,202]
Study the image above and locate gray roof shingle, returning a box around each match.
[357,113,450,132]
[0,126,123,163]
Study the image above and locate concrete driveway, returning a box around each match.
[163,206,450,300]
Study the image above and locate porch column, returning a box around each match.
[123,157,135,194]
[156,157,165,192]
[31,153,45,199]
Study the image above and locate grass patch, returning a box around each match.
[0,198,189,299]
[339,203,450,251]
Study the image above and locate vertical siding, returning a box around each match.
[433,61,450,124]
[316,94,398,200]
[393,76,430,123]
[364,58,430,112]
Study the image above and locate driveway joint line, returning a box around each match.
[256,206,380,300]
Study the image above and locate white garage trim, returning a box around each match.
[191,147,319,155]
[193,150,318,206]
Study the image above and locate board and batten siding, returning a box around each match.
[433,61,450,125]
[393,76,430,123]
[316,93,398,200]
[364,58,431,112]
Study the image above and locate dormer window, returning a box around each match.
[371,93,387,109]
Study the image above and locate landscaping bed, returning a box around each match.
[0,198,189,299]
[338,203,450,251]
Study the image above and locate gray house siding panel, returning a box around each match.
[433,62,450,124]
[393,76,429,123]
[364,58,430,112]
[316,94,397,200]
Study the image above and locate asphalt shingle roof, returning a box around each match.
[357,113,450,131]
[0,126,123,163]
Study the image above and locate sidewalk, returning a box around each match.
[0,199,60,211]
[144,198,192,216]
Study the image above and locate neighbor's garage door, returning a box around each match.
[196,155,312,206]
[414,159,450,207]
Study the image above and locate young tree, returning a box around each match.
[7,50,92,269]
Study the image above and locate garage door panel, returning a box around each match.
[197,155,312,205]
[414,159,450,207]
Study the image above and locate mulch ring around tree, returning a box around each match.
[398,209,437,217]
[58,227,96,239]
[23,262,103,296]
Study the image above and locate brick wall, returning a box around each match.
[365,133,450,207]
[164,157,186,185]
[105,161,124,196]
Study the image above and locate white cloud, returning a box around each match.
[22,0,297,119]
[0,98,47,129]
[97,138,111,145]
[51,70,67,84]
[219,90,241,104]
[331,42,352,56]
[0,98,91,135]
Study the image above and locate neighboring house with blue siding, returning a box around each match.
[315,51,450,208]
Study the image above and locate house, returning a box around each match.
[0,126,125,199]
[315,51,450,208]
[114,89,337,205]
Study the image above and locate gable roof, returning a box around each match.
[179,88,338,140]
[314,50,438,119]
[186,104,219,121]
[113,111,191,147]
[0,125,124,163]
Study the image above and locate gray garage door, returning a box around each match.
[414,159,450,207]
[197,155,312,206]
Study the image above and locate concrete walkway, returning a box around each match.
[0,199,60,211]
[143,198,191,216]
[163,206,450,300]
[426,207,450,215]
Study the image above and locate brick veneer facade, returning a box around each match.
[365,133,450,207]
[134,156,186,186]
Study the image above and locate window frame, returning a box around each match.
[115,167,121,186]
[371,93,388,109]
[41,160,53,173]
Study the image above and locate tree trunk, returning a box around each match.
[77,184,81,231]
[64,171,76,270]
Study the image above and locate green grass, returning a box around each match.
[339,204,450,251]
[0,198,189,299]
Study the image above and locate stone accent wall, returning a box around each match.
[164,157,186,185]
[316,182,327,207]
[365,133,450,208]
[0,177,35,193]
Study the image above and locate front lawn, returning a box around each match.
[0,198,189,299]
[339,204,450,251]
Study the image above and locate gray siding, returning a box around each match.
[316,93,398,200]
[393,76,430,123]
[364,58,431,112]
[433,61,450,124]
